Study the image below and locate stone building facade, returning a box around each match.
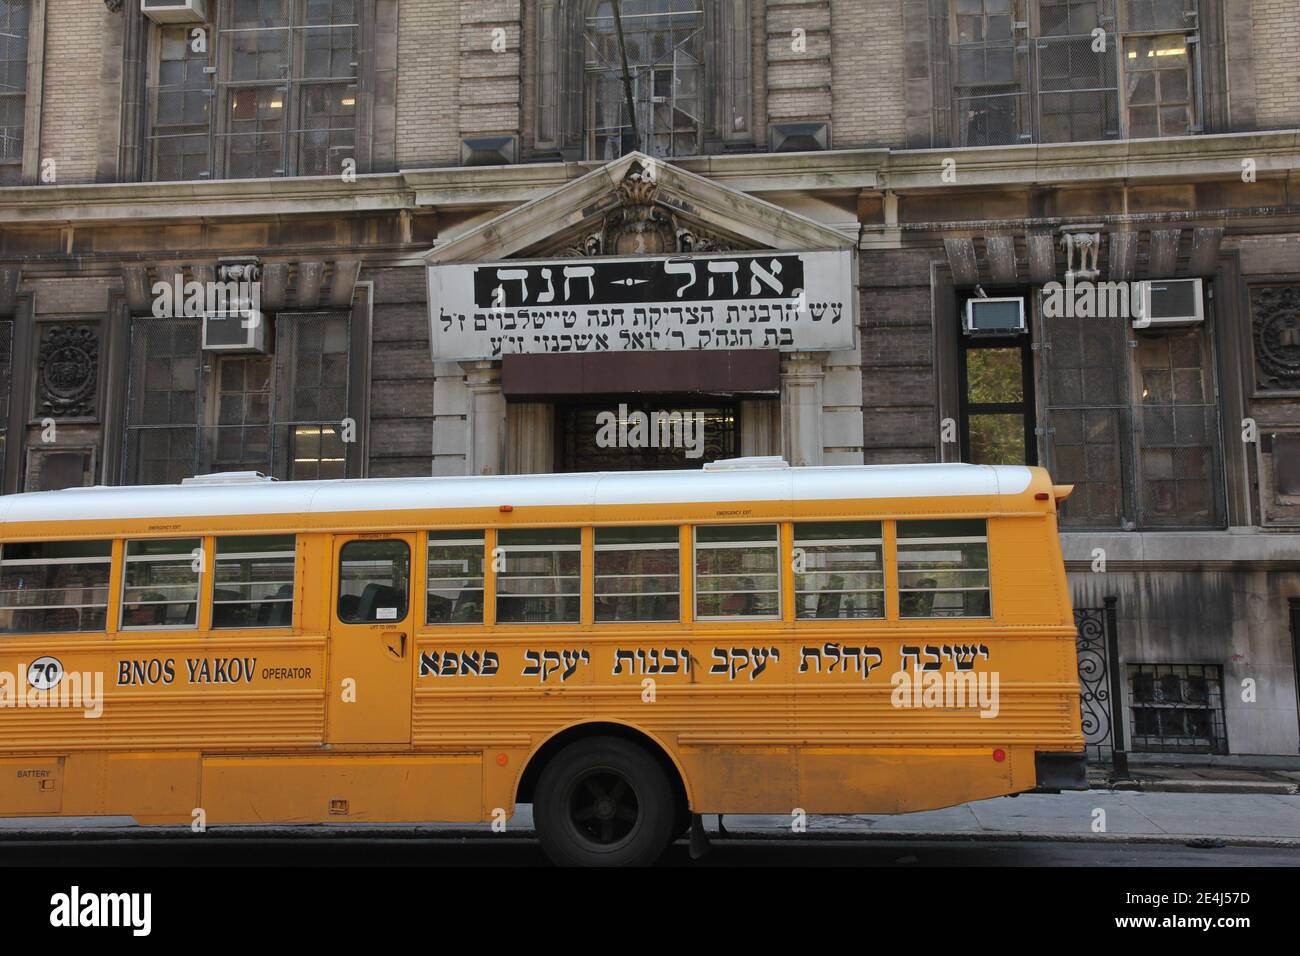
[0,0,1298,757]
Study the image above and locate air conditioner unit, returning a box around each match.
[1134,278,1204,329]
[141,0,207,25]
[964,296,1026,335]
[202,309,267,353]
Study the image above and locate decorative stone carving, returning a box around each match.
[1251,284,1300,392]
[603,163,677,256]
[545,160,740,258]
[1060,226,1102,281]
[217,259,262,284]
[38,325,99,418]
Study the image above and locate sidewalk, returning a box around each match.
[2,789,1298,849]
[1087,761,1300,795]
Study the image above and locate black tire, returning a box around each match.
[534,736,676,867]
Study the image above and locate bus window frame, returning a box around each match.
[493,527,584,627]
[592,524,683,626]
[210,533,299,632]
[0,538,116,637]
[691,522,783,623]
[893,517,994,621]
[424,529,488,627]
[119,535,206,632]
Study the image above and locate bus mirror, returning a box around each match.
[1053,484,1075,503]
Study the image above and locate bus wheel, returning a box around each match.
[534,736,675,867]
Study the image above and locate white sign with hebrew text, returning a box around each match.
[427,249,855,361]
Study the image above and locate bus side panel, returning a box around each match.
[198,753,483,823]
[674,746,798,813]
[0,756,64,814]
[989,515,1074,628]
[796,747,1024,814]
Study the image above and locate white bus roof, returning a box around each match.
[0,462,1035,527]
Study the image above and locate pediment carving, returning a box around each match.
[532,159,755,259]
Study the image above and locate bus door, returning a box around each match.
[326,534,417,745]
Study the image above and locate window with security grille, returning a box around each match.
[1128,663,1227,754]
[1133,327,1219,526]
[584,0,704,160]
[145,0,359,181]
[951,0,1029,146]
[0,0,29,180]
[124,311,355,484]
[536,0,751,160]
[149,25,213,181]
[0,318,10,481]
[1039,299,1223,529]
[940,0,1198,145]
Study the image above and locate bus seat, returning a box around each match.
[355,583,399,622]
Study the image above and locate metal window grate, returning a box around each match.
[583,0,704,160]
[1127,663,1227,754]
[0,0,31,167]
[124,312,353,484]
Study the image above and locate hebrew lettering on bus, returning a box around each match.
[612,647,692,676]
[419,649,501,678]
[797,643,884,679]
[522,648,591,683]
[709,646,781,681]
[899,643,991,672]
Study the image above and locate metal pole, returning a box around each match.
[1103,595,1129,778]
[610,0,641,151]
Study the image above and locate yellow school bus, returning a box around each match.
[0,458,1083,865]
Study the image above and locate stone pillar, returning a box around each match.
[781,352,826,468]
[506,402,554,474]
[740,398,781,458]
[460,360,506,476]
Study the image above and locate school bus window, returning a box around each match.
[496,528,580,624]
[794,521,885,619]
[426,531,485,624]
[213,535,296,628]
[121,538,202,629]
[338,540,410,624]
[694,524,780,620]
[897,520,991,618]
[594,527,679,622]
[0,541,113,634]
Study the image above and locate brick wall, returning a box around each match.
[858,248,940,464]
[38,0,107,184]
[766,0,833,127]
[396,0,462,167]
[1253,0,1300,128]
[366,266,439,476]
[830,0,906,147]
[458,0,523,141]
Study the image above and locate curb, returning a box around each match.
[1089,779,1299,796]
[0,825,1296,851]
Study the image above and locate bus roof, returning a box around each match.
[0,463,1038,527]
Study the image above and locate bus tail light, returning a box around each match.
[993,748,1006,763]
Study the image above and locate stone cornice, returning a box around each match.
[1061,530,1300,571]
[0,130,1295,228]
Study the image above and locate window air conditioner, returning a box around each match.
[141,0,207,25]
[964,297,1026,335]
[1134,278,1204,329]
[202,309,267,353]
